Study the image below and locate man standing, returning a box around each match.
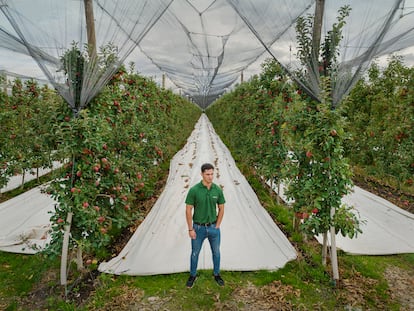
[185,163,225,288]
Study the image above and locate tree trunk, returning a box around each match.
[322,231,328,265]
[77,247,84,271]
[20,169,25,189]
[60,212,73,287]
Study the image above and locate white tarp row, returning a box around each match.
[0,184,54,254]
[317,186,414,255]
[98,114,297,275]
[1,161,62,193]
[274,183,414,255]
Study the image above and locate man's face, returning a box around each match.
[201,168,214,184]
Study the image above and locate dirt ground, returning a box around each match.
[384,265,414,311]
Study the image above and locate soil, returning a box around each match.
[384,265,414,310]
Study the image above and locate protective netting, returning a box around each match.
[137,0,268,108]
[227,0,414,106]
[0,0,173,114]
[1,1,414,108]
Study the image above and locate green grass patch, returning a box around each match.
[0,252,57,310]
[0,253,50,297]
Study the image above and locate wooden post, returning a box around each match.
[329,207,340,283]
[60,212,73,287]
[322,232,328,265]
[312,0,325,76]
[162,73,165,89]
[240,71,244,83]
[84,0,97,57]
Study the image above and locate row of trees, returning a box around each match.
[0,70,201,261]
[207,55,413,280]
[0,79,60,189]
[343,56,414,189]
[207,58,361,239]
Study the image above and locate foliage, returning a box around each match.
[320,5,351,77]
[46,70,200,258]
[281,96,361,238]
[208,59,361,238]
[207,59,290,185]
[0,79,61,191]
[296,5,351,75]
[295,5,351,105]
[343,56,414,189]
[60,42,123,115]
[0,68,200,260]
[61,42,85,111]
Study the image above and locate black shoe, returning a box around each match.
[186,275,197,288]
[214,274,225,286]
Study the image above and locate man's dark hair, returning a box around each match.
[201,163,214,172]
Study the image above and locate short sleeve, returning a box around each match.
[185,187,195,205]
[217,187,225,204]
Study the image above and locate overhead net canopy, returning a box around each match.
[137,0,270,108]
[227,0,414,106]
[0,0,173,115]
[1,0,414,108]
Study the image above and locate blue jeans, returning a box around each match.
[190,223,221,276]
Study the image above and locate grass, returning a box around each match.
[1,163,414,310]
[0,252,56,310]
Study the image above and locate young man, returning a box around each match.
[185,163,225,288]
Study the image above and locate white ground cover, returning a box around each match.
[99,114,297,275]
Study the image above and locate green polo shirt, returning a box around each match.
[185,181,225,224]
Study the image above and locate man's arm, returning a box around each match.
[186,204,194,229]
[186,204,196,239]
[215,203,224,228]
